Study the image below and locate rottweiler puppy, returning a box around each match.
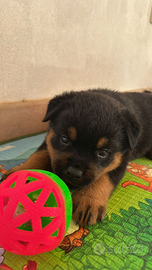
[2,89,152,226]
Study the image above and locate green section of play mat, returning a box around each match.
[0,133,152,270]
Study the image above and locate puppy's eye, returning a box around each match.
[60,136,69,145]
[97,149,109,158]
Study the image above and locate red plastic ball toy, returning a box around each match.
[0,170,72,255]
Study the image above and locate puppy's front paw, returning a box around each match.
[72,188,107,226]
[72,174,114,226]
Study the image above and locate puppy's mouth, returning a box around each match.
[60,173,85,191]
[59,172,93,191]
[65,182,82,191]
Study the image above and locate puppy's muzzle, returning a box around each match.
[65,166,83,181]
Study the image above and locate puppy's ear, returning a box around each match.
[43,92,75,122]
[122,109,140,150]
[42,99,62,122]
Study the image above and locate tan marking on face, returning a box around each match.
[98,152,122,178]
[46,129,71,169]
[46,129,56,159]
[79,152,122,186]
[68,127,77,141]
[96,137,108,149]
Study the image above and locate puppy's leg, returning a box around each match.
[1,141,52,181]
[72,173,114,226]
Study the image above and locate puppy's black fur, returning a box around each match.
[2,89,152,226]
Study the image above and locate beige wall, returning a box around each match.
[0,0,152,103]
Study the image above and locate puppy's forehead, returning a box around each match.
[55,98,122,146]
[67,126,108,150]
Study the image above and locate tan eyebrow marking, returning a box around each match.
[101,152,122,175]
[68,127,77,141]
[96,137,108,149]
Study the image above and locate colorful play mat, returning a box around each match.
[0,133,152,270]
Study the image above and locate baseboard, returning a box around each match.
[0,99,49,143]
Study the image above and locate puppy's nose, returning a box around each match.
[66,166,83,181]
